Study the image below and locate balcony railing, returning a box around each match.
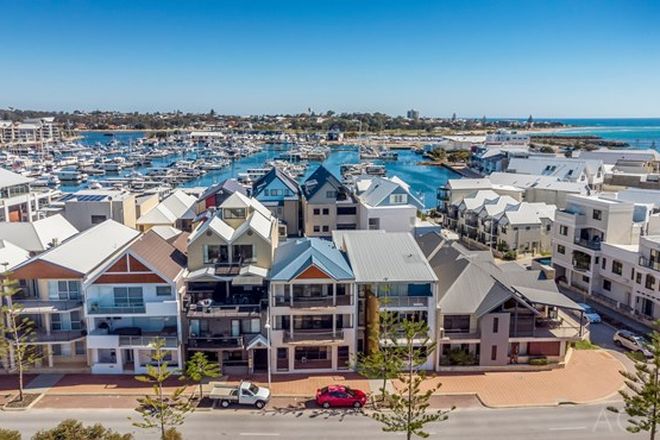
[640,256,660,272]
[87,304,146,315]
[283,329,345,343]
[574,237,601,251]
[379,296,429,307]
[119,336,178,348]
[186,302,261,318]
[32,330,86,343]
[187,335,245,349]
[275,295,352,308]
[14,299,82,313]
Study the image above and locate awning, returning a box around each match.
[185,267,225,282]
[513,285,583,310]
[245,334,269,350]
[231,265,268,286]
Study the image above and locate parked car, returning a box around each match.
[613,330,652,358]
[315,385,367,409]
[577,303,602,324]
[209,381,271,409]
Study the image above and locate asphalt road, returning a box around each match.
[0,404,643,440]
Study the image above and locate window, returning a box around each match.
[612,260,623,276]
[322,208,329,215]
[337,206,356,216]
[491,345,497,361]
[50,280,81,300]
[51,313,62,331]
[322,225,329,232]
[646,274,656,290]
[156,286,171,296]
[204,245,228,264]
[601,258,607,270]
[313,225,320,233]
[336,223,356,230]
[313,208,320,215]
[113,287,144,307]
[294,346,329,361]
[603,279,611,291]
[368,218,380,230]
[559,225,568,236]
[326,190,337,199]
[582,275,590,283]
[91,215,106,225]
[389,194,408,204]
[557,244,565,255]
[223,208,246,219]
[443,315,470,334]
[492,317,499,333]
[631,268,635,280]
[636,272,642,284]
[592,209,602,220]
[232,244,253,262]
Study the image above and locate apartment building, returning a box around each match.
[333,230,438,370]
[0,118,63,146]
[301,166,358,237]
[0,168,57,222]
[85,230,186,374]
[251,168,301,237]
[196,178,246,211]
[58,189,137,231]
[9,220,140,371]
[553,193,660,322]
[418,235,583,368]
[268,237,355,373]
[471,145,530,174]
[136,190,197,232]
[183,192,279,375]
[578,148,660,174]
[354,175,424,233]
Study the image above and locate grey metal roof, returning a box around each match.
[333,230,437,283]
[270,237,353,282]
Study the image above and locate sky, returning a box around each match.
[1,0,659,118]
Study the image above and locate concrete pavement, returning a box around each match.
[0,404,644,439]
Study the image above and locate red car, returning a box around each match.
[315,385,367,409]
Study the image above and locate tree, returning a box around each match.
[354,309,405,405]
[368,319,452,440]
[132,338,194,440]
[609,323,660,439]
[181,351,221,399]
[0,273,41,402]
[32,419,132,440]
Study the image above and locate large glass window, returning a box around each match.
[293,315,333,330]
[443,315,471,334]
[204,245,228,264]
[113,287,144,307]
[294,346,328,361]
[232,244,253,262]
[50,281,81,300]
[223,208,246,219]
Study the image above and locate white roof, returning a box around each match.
[332,230,437,283]
[22,220,139,276]
[578,148,660,164]
[0,168,33,188]
[137,190,197,226]
[447,178,493,191]
[458,190,501,210]
[0,215,78,253]
[150,225,183,241]
[501,203,556,225]
[0,240,30,270]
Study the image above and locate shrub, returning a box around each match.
[0,429,21,440]
[440,348,477,366]
[529,357,549,366]
[163,428,183,440]
[503,250,517,261]
[573,340,598,350]
[32,419,133,440]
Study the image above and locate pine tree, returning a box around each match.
[132,338,193,440]
[368,319,452,440]
[609,324,660,439]
[0,273,41,402]
[354,309,405,405]
[181,351,221,400]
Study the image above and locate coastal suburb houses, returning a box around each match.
[0,161,587,376]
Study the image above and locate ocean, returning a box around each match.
[538,118,660,149]
[76,132,458,209]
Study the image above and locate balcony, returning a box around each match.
[574,237,601,251]
[14,299,82,314]
[87,303,146,315]
[640,256,660,272]
[33,330,86,343]
[187,335,246,350]
[275,295,352,308]
[283,329,345,343]
[119,335,178,348]
[186,302,261,318]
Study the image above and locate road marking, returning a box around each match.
[548,426,586,431]
[239,434,281,437]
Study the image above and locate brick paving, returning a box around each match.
[392,350,624,408]
[0,375,37,406]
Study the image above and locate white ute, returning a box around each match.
[209,381,271,409]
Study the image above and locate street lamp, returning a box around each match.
[264,318,272,388]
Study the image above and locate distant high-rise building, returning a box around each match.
[406,109,420,120]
